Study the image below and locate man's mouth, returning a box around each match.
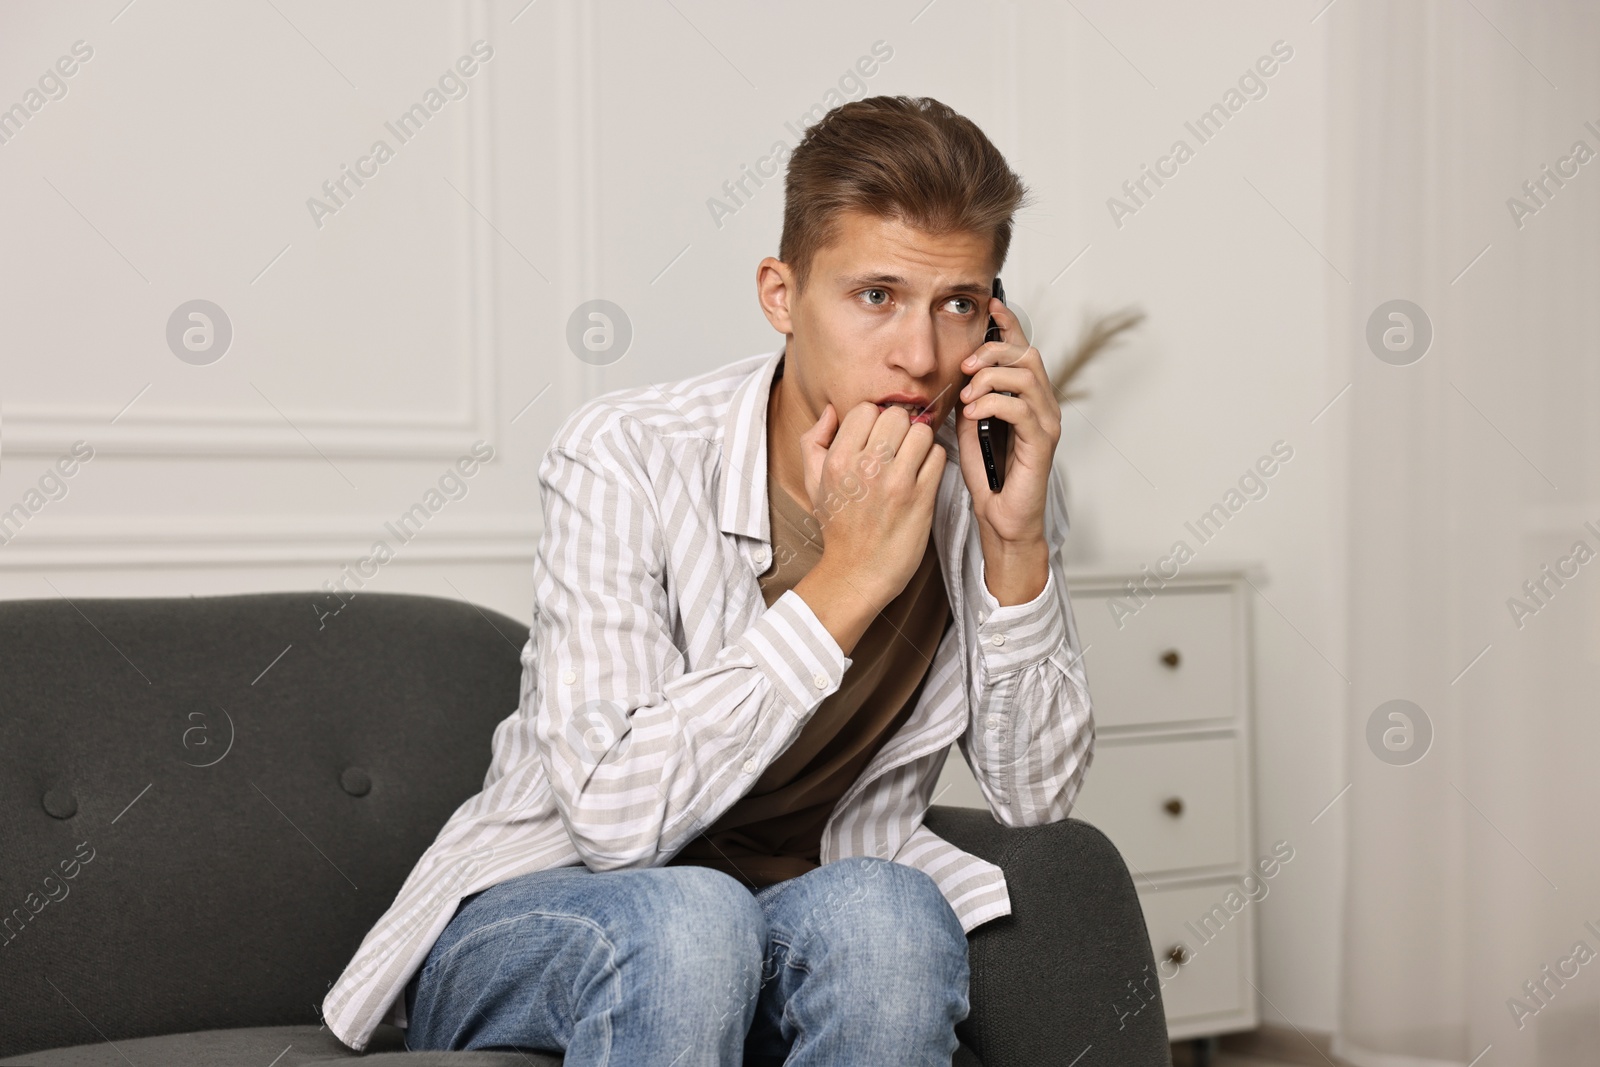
[875,400,937,425]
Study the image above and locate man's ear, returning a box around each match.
[756,257,796,335]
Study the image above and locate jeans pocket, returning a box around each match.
[760,944,783,986]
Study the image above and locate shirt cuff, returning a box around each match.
[973,555,1065,676]
[737,587,853,715]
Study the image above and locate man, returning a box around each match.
[322,94,1094,1065]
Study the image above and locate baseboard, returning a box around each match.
[1218,1024,1337,1064]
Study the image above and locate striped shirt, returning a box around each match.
[320,346,1096,1051]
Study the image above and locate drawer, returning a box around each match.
[1069,735,1241,875]
[1137,881,1251,1027]
[1073,588,1238,728]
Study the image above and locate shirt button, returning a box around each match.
[978,612,987,624]
[990,633,1006,647]
[813,673,829,690]
[743,758,757,774]
[754,546,770,564]
[985,716,1000,730]
[562,670,576,684]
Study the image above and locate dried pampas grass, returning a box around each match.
[1049,306,1146,402]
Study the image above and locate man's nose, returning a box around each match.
[887,315,939,378]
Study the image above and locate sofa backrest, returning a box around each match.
[0,591,525,1059]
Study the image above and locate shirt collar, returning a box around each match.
[718,346,959,542]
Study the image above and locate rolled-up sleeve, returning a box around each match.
[958,464,1095,826]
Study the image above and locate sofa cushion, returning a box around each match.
[0,1024,979,1065]
[0,1023,558,1065]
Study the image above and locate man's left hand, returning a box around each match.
[955,297,1062,546]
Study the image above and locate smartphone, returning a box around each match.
[974,276,1012,492]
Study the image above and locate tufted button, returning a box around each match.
[985,716,1000,730]
[340,767,372,797]
[743,758,758,774]
[42,787,77,820]
[813,673,829,690]
[562,669,577,685]
[990,633,1006,647]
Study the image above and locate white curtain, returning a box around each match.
[1333,2,1600,1065]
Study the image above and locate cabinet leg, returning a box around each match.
[1190,1035,1219,1067]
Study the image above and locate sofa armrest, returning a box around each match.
[923,806,1173,1067]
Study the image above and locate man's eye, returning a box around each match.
[861,289,889,307]
[946,297,976,315]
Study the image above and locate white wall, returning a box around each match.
[0,0,1343,1033]
[1016,3,1345,1033]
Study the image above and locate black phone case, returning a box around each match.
[975,277,1010,492]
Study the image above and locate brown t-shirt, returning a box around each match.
[666,461,952,889]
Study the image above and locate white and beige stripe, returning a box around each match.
[321,347,1094,1051]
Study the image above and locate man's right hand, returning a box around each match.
[798,401,946,614]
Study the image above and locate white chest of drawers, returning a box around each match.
[931,564,1261,1042]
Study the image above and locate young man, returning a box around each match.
[322,95,1095,1065]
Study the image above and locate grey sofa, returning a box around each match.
[0,591,1172,1066]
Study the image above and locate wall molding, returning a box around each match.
[4,1,499,461]
[0,514,539,569]
[557,0,605,412]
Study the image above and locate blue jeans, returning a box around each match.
[402,854,971,1065]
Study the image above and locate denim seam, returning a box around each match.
[766,933,812,977]
[426,907,616,974]
[419,906,622,1061]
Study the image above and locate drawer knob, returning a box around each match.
[1160,648,1181,669]
[1167,944,1190,966]
[1163,796,1185,817]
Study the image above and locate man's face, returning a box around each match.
[765,209,995,432]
